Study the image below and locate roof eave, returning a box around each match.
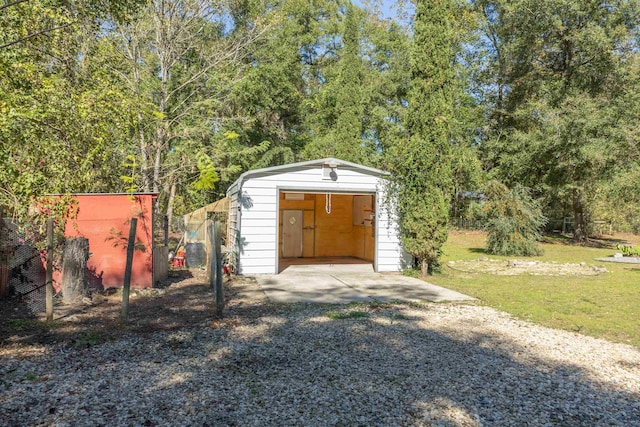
[226,158,389,196]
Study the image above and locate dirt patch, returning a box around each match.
[447,258,608,276]
[0,269,259,347]
[608,232,640,245]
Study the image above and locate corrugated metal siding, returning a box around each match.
[375,200,409,272]
[232,164,408,275]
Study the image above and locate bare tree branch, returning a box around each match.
[0,0,30,13]
[0,22,74,50]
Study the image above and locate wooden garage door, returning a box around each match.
[282,210,303,257]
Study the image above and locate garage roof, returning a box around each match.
[227,158,388,195]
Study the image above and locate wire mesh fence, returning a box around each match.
[1,219,49,314]
[453,216,484,231]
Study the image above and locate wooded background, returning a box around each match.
[1,0,639,270]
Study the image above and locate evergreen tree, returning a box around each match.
[333,3,366,163]
[388,0,455,276]
[483,181,546,257]
[303,3,371,164]
[360,16,412,168]
[474,0,640,242]
[231,0,333,163]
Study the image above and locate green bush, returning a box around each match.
[616,244,640,257]
[483,181,547,256]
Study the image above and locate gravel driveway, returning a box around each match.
[1,278,639,426]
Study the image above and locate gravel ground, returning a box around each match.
[1,278,639,427]
[447,259,608,276]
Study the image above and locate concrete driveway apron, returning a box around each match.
[255,265,476,304]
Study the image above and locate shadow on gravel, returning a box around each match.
[0,269,220,347]
[180,306,638,426]
[154,269,195,289]
[1,279,639,426]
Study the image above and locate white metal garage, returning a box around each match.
[226,158,410,275]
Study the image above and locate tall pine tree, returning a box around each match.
[388,0,454,276]
[333,3,366,163]
[303,2,368,163]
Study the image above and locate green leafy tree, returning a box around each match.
[590,56,640,232]
[474,0,640,242]
[0,0,143,51]
[302,2,370,163]
[387,0,455,277]
[240,0,412,170]
[331,3,367,163]
[360,17,411,162]
[302,2,421,171]
[111,0,276,224]
[449,1,487,221]
[0,0,139,221]
[230,0,332,163]
[483,181,546,256]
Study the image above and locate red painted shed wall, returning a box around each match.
[53,194,156,291]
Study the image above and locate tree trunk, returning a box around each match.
[153,143,162,194]
[62,238,89,304]
[572,188,587,243]
[138,110,151,193]
[420,258,429,278]
[0,207,7,298]
[166,180,177,231]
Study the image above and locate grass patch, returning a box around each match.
[402,268,420,278]
[429,230,640,347]
[327,310,368,320]
[24,372,38,381]
[73,331,106,348]
[347,301,403,309]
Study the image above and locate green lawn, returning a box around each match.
[428,231,640,347]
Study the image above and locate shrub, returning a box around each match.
[483,181,547,256]
[616,244,640,257]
